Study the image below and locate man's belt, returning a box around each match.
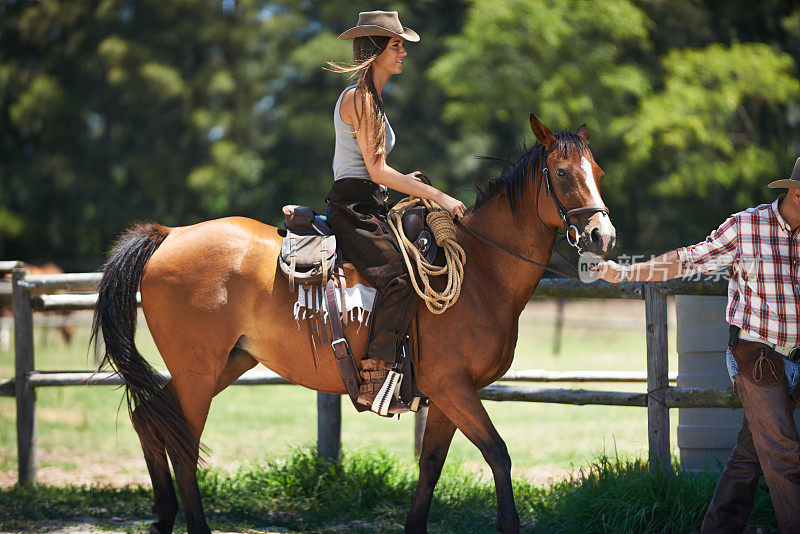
[738,330,799,359]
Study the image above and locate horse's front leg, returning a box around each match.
[430,380,519,533]
[405,403,457,533]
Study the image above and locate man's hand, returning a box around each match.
[592,260,627,283]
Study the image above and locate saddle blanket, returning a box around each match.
[293,283,376,329]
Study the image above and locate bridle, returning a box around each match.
[537,144,609,254]
[456,143,610,279]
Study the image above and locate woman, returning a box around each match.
[326,10,466,415]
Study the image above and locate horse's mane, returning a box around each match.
[473,130,587,214]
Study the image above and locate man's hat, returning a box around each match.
[768,157,800,189]
[338,11,419,42]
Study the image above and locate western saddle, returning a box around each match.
[278,204,433,415]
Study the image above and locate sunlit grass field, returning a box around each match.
[0,298,679,486]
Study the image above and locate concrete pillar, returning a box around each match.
[676,295,740,471]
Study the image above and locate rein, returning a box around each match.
[455,218,580,280]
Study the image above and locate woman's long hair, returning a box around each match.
[327,35,391,164]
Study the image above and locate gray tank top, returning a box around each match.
[333,84,395,181]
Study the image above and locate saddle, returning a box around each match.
[278,204,433,415]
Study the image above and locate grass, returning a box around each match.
[1,299,680,484]
[0,301,777,531]
[0,448,778,533]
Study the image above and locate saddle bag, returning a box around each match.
[278,231,336,291]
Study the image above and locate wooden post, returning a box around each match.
[645,284,670,473]
[13,267,36,485]
[414,405,429,456]
[317,392,341,462]
[552,298,565,356]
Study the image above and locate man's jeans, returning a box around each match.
[726,347,800,395]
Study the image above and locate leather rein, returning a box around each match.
[456,145,609,280]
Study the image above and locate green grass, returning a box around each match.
[1,301,679,483]
[0,449,777,533]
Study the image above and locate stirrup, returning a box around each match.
[371,370,403,416]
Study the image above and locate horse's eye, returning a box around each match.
[556,169,567,177]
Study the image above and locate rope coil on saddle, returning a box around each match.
[388,196,466,314]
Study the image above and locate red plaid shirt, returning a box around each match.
[677,197,800,347]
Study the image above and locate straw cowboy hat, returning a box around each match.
[338,10,420,42]
[768,157,800,189]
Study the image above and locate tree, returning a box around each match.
[0,0,469,261]
[430,0,800,253]
[618,42,799,247]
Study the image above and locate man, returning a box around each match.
[597,158,800,533]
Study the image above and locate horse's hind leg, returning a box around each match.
[132,395,179,534]
[213,344,257,396]
[167,375,216,534]
[430,382,519,534]
[405,403,457,533]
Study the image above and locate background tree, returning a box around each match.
[431,0,800,253]
[1,0,798,265]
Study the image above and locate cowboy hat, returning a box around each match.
[768,157,800,189]
[338,11,420,42]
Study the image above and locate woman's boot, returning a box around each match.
[357,359,409,415]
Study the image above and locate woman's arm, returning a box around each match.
[342,89,466,218]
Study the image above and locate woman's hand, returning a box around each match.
[406,171,424,183]
[437,194,467,220]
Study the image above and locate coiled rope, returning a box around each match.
[388,197,466,314]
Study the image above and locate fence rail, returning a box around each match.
[4,265,731,484]
[0,368,680,396]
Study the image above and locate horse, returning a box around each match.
[92,114,616,534]
[1,262,74,351]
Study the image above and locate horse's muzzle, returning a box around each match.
[579,212,616,258]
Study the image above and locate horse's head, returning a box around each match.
[529,114,616,258]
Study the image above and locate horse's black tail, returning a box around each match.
[91,222,198,466]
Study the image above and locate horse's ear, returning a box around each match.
[576,124,590,144]
[529,113,555,148]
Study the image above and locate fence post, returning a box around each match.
[317,392,341,461]
[12,267,36,485]
[645,284,670,473]
[414,405,429,456]
[552,298,565,355]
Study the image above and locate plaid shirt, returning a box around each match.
[676,197,800,347]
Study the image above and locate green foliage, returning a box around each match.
[432,0,800,252]
[622,43,799,194]
[530,454,775,533]
[430,0,651,130]
[1,0,800,260]
[0,449,779,533]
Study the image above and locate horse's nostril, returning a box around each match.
[591,228,601,244]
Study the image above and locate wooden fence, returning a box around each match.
[0,263,737,485]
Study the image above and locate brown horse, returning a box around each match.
[1,263,74,351]
[92,115,615,534]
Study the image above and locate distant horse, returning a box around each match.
[1,263,74,351]
[92,115,615,534]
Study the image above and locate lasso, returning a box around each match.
[388,197,466,314]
